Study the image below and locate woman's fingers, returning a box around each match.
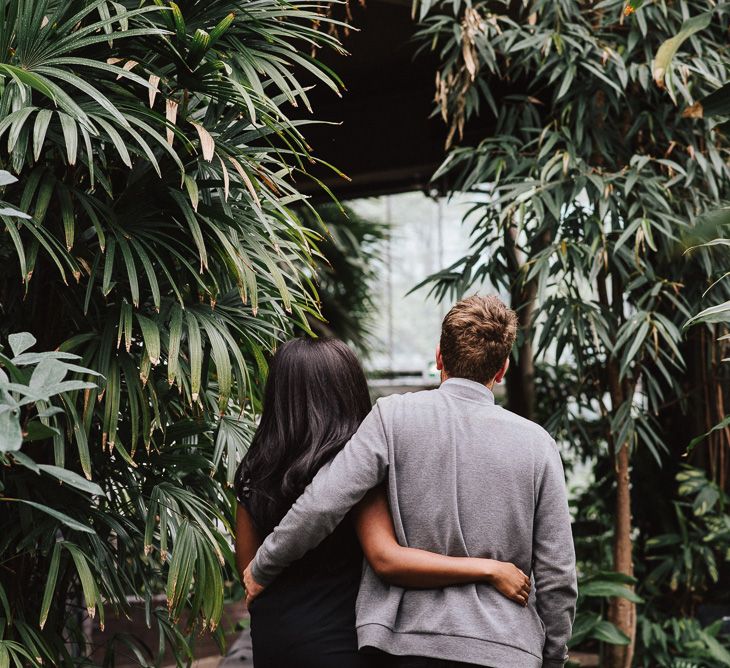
[512,583,530,606]
[517,568,531,592]
[511,590,529,606]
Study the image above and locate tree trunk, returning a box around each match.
[598,268,637,668]
[503,221,543,421]
[607,440,636,668]
[507,280,536,420]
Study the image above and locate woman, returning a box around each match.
[234,338,530,668]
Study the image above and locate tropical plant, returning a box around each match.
[637,617,730,668]
[0,0,345,664]
[641,467,730,616]
[0,332,99,455]
[634,468,730,667]
[413,1,730,665]
[298,202,388,355]
[626,0,730,121]
[570,572,642,655]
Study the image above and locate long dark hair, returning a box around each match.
[234,338,371,535]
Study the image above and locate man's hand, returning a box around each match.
[243,562,265,608]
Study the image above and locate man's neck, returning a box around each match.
[440,372,495,390]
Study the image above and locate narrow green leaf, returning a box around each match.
[199,317,231,413]
[184,174,199,212]
[102,237,116,295]
[39,543,62,630]
[7,106,35,152]
[37,464,103,496]
[32,109,53,162]
[64,543,99,619]
[653,12,712,88]
[12,500,94,533]
[116,236,139,307]
[186,312,202,402]
[170,191,207,270]
[136,314,160,365]
[168,304,183,385]
[687,414,730,454]
[63,398,93,480]
[686,299,730,327]
[95,116,132,168]
[58,187,75,250]
[57,113,78,166]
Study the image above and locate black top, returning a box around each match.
[238,478,376,668]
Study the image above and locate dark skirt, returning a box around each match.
[249,522,378,668]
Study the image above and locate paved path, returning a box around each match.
[162,630,252,668]
[218,630,254,667]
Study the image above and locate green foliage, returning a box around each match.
[569,464,730,665]
[635,469,730,667]
[0,331,99,484]
[414,0,730,658]
[0,0,345,664]
[653,8,730,119]
[685,230,730,333]
[414,0,730,464]
[653,11,713,97]
[299,203,388,355]
[638,617,730,668]
[642,468,730,614]
[570,572,641,650]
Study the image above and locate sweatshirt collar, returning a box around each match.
[439,377,496,404]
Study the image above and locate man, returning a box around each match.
[245,295,577,667]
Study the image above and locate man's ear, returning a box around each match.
[436,344,444,371]
[493,357,510,383]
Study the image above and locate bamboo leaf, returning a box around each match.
[683,81,730,118]
[687,414,730,454]
[653,12,712,88]
[686,300,730,327]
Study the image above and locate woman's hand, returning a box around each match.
[243,562,266,608]
[484,560,531,606]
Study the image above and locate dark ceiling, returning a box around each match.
[294,0,449,200]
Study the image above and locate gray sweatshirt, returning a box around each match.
[251,378,577,667]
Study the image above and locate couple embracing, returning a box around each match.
[234,295,578,668]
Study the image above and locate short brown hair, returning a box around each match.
[439,295,518,384]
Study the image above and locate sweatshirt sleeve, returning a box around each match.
[251,401,390,586]
[532,440,578,668]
